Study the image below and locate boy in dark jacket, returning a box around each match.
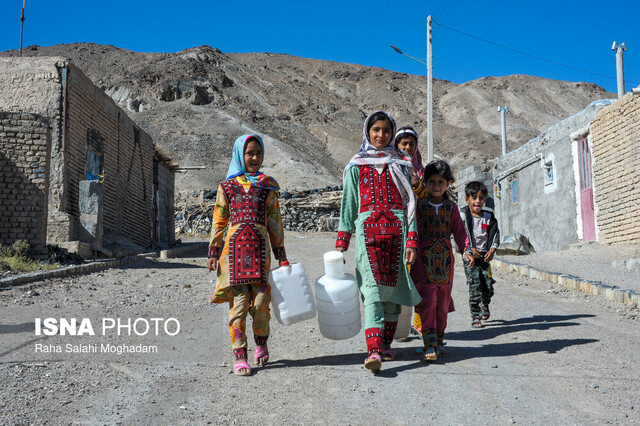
[460,181,500,328]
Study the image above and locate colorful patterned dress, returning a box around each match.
[208,175,286,359]
[411,181,468,349]
[337,164,422,357]
[209,175,286,302]
[337,165,421,306]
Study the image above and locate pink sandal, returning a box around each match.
[364,353,382,373]
[234,360,252,376]
[254,345,269,366]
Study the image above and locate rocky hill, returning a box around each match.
[1,43,614,191]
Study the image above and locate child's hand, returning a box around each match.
[484,248,496,262]
[471,248,481,259]
[411,171,419,187]
[207,257,218,271]
[464,253,475,266]
[405,248,417,265]
[335,247,346,253]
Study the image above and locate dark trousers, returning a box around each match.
[463,256,495,319]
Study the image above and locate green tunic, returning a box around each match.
[338,165,421,307]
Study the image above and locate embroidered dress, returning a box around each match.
[411,181,467,348]
[209,175,286,303]
[338,164,421,306]
[337,111,421,361]
[208,133,286,362]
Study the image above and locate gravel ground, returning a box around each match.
[498,243,640,293]
[1,232,639,424]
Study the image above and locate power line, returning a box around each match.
[434,20,639,85]
[439,0,459,23]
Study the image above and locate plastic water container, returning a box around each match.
[269,262,316,326]
[394,305,413,339]
[315,251,361,340]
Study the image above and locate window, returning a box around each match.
[86,129,104,181]
[542,153,558,194]
[544,160,554,185]
[511,179,518,204]
[86,150,102,181]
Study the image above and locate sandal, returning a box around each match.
[381,347,396,362]
[481,305,490,320]
[364,353,382,373]
[254,345,269,367]
[472,318,483,328]
[234,360,252,376]
[423,347,437,362]
[410,325,423,337]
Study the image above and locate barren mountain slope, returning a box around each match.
[1,43,614,191]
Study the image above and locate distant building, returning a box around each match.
[0,57,176,255]
[456,100,618,253]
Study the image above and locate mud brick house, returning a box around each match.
[491,100,615,252]
[0,57,176,255]
[589,89,640,245]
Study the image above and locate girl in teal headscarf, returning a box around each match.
[207,134,288,376]
[226,134,279,190]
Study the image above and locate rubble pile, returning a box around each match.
[175,186,343,236]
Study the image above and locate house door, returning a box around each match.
[578,138,596,241]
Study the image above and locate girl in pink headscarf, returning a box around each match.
[394,126,424,188]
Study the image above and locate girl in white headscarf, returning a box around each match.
[336,111,421,373]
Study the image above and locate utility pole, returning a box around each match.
[611,41,627,99]
[20,0,26,57]
[426,15,434,161]
[498,106,509,155]
[390,15,434,160]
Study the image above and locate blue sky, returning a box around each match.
[1,0,638,93]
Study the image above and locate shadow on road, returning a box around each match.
[0,322,34,334]
[447,314,596,342]
[446,338,599,363]
[263,314,600,375]
[264,352,365,369]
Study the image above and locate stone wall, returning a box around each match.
[0,57,68,242]
[590,91,640,245]
[174,190,341,236]
[0,112,51,251]
[492,100,614,252]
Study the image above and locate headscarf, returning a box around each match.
[394,127,424,179]
[343,111,416,225]
[226,134,279,190]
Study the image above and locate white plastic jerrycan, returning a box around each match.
[315,251,361,340]
[269,261,316,326]
[393,305,413,339]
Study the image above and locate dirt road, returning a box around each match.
[1,232,638,424]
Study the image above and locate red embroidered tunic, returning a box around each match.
[336,165,420,306]
[410,181,468,288]
[209,176,286,303]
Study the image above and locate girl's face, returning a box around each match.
[396,136,417,156]
[244,139,263,174]
[368,119,393,149]
[425,174,449,202]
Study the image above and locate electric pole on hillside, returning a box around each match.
[427,15,434,161]
[611,41,627,99]
[390,15,434,160]
[498,106,509,155]
[20,0,26,57]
